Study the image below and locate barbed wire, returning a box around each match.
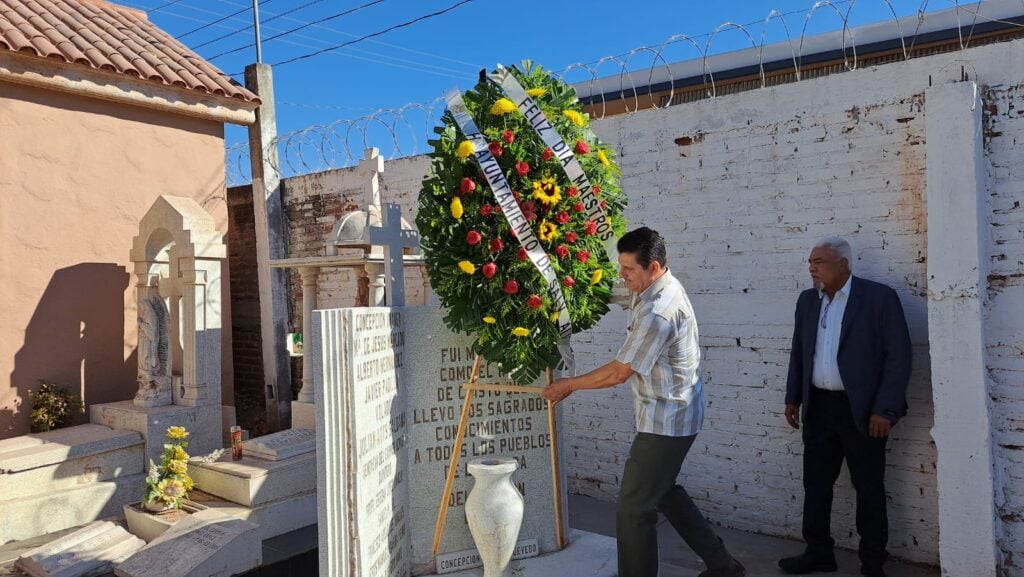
[226,0,1023,186]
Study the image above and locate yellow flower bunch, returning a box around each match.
[458,261,476,275]
[511,327,530,337]
[490,98,517,115]
[531,177,561,206]
[166,426,188,440]
[563,110,585,128]
[456,140,475,161]
[527,88,546,98]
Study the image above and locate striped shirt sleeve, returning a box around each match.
[615,311,673,376]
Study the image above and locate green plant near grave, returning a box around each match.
[142,426,194,510]
[28,382,83,433]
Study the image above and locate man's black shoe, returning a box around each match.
[778,552,839,574]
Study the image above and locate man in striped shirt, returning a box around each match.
[542,227,744,577]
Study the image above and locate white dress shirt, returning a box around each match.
[812,275,853,391]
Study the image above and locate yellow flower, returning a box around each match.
[450,196,464,219]
[550,312,560,323]
[182,476,194,492]
[590,269,604,285]
[458,261,476,275]
[168,459,188,475]
[456,140,475,161]
[563,110,585,128]
[166,426,188,440]
[156,479,185,504]
[511,327,530,337]
[490,98,517,116]
[173,446,189,461]
[538,220,559,242]
[527,88,546,98]
[597,149,611,166]
[531,177,561,206]
[483,316,497,324]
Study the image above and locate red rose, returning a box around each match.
[566,186,579,197]
[504,280,519,294]
[556,245,570,259]
[502,130,515,144]
[572,202,585,213]
[522,200,537,213]
[574,140,590,154]
[480,204,494,217]
[562,276,576,288]
[515,161,530,176]
[517,247,528,261]
[584,221,598,235]
[467,230,482,245]
[555,211,570,225]
[600,200,607,210]
[488,142,503,158]
[524,211,537,222]
[460,177,476,195]
[482,262,497,279]
[576,250,591,263]
[565,231,578,243]
[527,294,543,308]
[542,147,554,162]
[512,190,521,201]
[490,238,504,252]
[593,185,601,195]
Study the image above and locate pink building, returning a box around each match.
[0,0,259,439]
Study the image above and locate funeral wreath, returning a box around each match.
[417,62,627,384]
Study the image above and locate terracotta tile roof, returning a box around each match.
[0,0,259,103]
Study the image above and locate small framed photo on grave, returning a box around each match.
[287,332,303,357]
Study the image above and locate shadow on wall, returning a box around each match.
[6,263,136,436]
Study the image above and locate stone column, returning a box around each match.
[297,266,319,404]
[925,80,999,576]
[366,262,386,306]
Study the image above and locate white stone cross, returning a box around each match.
[359,147,384,207]
[369,203,419,307]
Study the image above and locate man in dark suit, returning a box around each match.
[779,237,912,577]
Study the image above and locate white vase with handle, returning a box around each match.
[465,457,524,577]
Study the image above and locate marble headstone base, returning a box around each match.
[91,401,224,465]
[438,531,616,577]
[290,401,316,430]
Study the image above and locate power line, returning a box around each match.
[191,0,328,48]
[210,0,484,70]
[148,0,187,13]
[177,0,271,40]
[209,0,387,60]
[270,0,475,68]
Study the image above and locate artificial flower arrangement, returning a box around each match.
[142,426,194,510]
[417,61,627,384]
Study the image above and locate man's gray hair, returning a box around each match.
[814,236,854,271]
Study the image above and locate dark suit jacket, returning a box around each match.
[785,276,912,436]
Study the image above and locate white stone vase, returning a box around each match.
[465,457,524,577]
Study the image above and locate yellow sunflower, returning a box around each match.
[156,479,185,504]
[511,327,530,337]
[456,140,475,161]
[490,98,517,116]
[166,426,188,440]
[538,220,559,242]
[531,177,562,206]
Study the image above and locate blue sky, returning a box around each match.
[119,0,958,150]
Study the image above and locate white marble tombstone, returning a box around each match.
[91,196,226,463]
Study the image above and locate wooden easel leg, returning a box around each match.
[547,368,566,550]
[431,355,483,556]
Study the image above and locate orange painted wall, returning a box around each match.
[0,80,235,438]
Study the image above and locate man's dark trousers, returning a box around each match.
[802,387,888,568]
[617,432,733,577]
